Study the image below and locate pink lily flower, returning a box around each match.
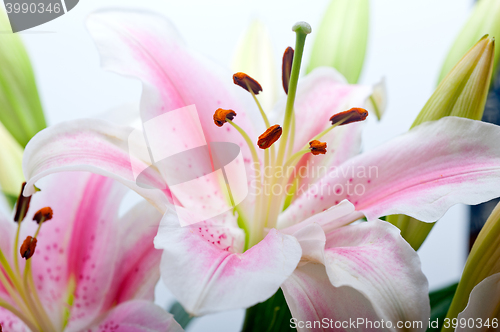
[0,172,182,332]
[21,10,500,330]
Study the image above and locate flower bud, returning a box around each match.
[388,36,495,250]
[0,122,24,206]
[307,0,369,84]
[231,20,277,111]
[442,201,500,331]
[413,36,495,127]
[438,0,500,85]
[0,11,46,147]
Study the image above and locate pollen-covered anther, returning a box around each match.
[330,107,369,126]
[14,182,32,222]
[20,236,37,260]
[33,207,53,224]
[233,72,263,95]
[282,47,294,94]
[309,140,327,155]
[213,108,237,127]
[258,125,282,149]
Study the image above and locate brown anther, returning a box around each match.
[329,107,369,126]
[258,125,282,149]
[282,47,294,94]
[20,236,37,260]
[14,182,32,223]
[33,207,53,224]
[233,72,263,95]
[309,140,327,155]
[213,108,237,127]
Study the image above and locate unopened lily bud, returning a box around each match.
[258,125,282,149]
[442,201,500,331]
[20,236,37,260]
[0,11,46,147]
[413,36,494,127]
[389,36,495,251]
[231,20,277,110]
[233,72,263,95]
[309,140,327,155]
[0,122,24,206]
[33,207,53,224]
[307,0,369,84]
[438,0,500,85]
[213,109,237,127]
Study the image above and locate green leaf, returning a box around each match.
[242,289,295,332]
[0,10,46,147]
[427,283,458,332]
[307,0,369,84]
[168,301,195,330]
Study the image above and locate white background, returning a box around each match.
[5,0,474,330]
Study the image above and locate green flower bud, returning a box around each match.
[438,0,500,85]
[388,36,495,250]
[231,20,278,113]
[0,10,46,147]
[442,201,500,331]
[307,0,369,84]
[0,121,24,206]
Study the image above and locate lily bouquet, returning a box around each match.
[1,1,500,331]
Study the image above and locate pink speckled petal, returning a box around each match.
[0,210,16,301]
[456,273,500,331]
[282,263,385,332]
[279,199,359,233]
[19,173,126,329]
[111,201,163,303]
[86,10,261,221]
[86,300,183,332]
[280,117,500,225]
[0,308,31,332]
[154,210,302,315]
[323,220,429,330]
[23,119,169,212]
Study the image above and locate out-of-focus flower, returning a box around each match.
[438,0,500,85]
[307,0,369,85]
[387,35,495,250]
[0,10,46,148]
[442,201,500,331]
[19,10,500,330]
[0,172,182,331]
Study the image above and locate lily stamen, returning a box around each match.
[329,107,369,126]
[309,140,327,155]
[20,236,37,260]
[282,47,294,94]
[213,108,236,127]
[257,125,282,149]
[233,72,270,128]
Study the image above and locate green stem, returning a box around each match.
[275,24,310,169]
